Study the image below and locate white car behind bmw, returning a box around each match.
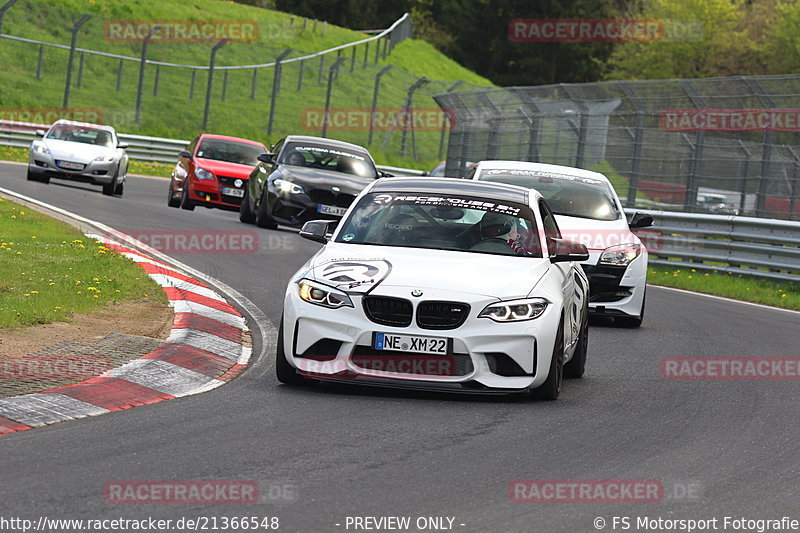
[470,161,653,327]
[278,178,590,400]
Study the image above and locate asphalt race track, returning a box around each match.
[1,161,799,532]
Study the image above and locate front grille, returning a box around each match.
[351,346,474,377]
[309,189,356,208]
[363,296,412,327]
[416,301,470,330]
[217,175,245,187]
[296,338,342,362]
[580,264,629,300]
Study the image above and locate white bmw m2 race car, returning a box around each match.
[277,178,591,400]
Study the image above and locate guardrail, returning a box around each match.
[628,209,800,283]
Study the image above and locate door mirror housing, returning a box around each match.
[257,152,276,164]
[117,142,129,149]
[299,220,335,244]
[178,150,191,159]
[548,238,590,263]
[35,129,45,137]
[629,212,654,229]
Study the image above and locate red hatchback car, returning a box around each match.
[168,134,268,212]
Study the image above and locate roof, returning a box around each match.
[199,133,266,147]
[283,135,371,155]
[370,177,535,205]
[50,119,115,133]
[474,160,610,184]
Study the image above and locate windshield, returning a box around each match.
[279,142,377,178]
[46,124,115,148]
[196,138,264,166]
[479,169,622,221]
[334,192,542,257]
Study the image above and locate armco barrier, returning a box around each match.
[628,209,800,283]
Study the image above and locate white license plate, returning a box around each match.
[318,204,347,216]
[222,187,244,197]
[58,161,84,170]
[374,333,450,355]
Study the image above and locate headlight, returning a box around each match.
[274,178,305,194]
[32,143,49,155]
[94,155,115,162]
[478,297,549,322]
[195,168,215,180]
[599,243,641,266]
[297,279,353,309]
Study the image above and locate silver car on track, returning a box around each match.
[27,119,129,196]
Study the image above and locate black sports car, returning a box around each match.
[239,135,386,229]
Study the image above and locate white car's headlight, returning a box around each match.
[94,155,115,162]
[195,168,215,180]
[274,178,305,194]
[479,297,549,322]
[599,243,641,266]
[297,279,353,309]
[32,143,49,155]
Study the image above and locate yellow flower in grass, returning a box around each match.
[49,282,55,286]
[54,307,61,310]
[30,291,38,294]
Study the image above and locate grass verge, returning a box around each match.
[0,195,167,328]
[648,267,800,311]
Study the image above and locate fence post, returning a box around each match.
[374,38,381,63]
[62,14,91,108]
[382,36,388,60]
[36,44,44,81]
[363,42,369,68]
[617,81,645,206]
[388,77,429,159]
[115,59,123,91]
[267,48,293,135]
[189,70,196,99]
[76,53,84,88]
[250,68,257,100]
[296,59,304,91]
[439,81,463,159]
[153,64,160,97]
[744,77,777,217]
[350,46,356,73]
[221,69,228,101]
[135,25,160,124]
[0,0,19,34]
[679,80,706,211]
[368,65,393,145]
[737,140,751,214]
[679,133,696,211]
[317,55,324,86]
[202,38,230,130]
[321,57,348,138]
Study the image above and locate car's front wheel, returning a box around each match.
[275,317,315,386]
[180,182,195,211]
[255,190,278,229]
[564,303,588,379]
[102,176,116,196]
[239,186,256,223]
[531,319,564,401]
[167,181,180,208]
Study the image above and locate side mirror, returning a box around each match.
[299,220,335,244]
[629,212,654,229]
[257,152,276,164]
[35,129,45,137]
[117,142,129,149]
[178,150,191,159]
[548,238,590,263]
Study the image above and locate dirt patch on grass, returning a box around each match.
[0,298,172,357]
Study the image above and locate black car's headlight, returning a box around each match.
[599,243,641,266]
[274,178,305,195]
[479,297,549,322]
[297,279,353,309]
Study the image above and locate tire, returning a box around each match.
[239,186,256,223]
[564,303,588,379]
[616,288,645,328]
[275,317,314,385]
[255,189,278,229]
[102,177,116,196]
[167,182,180,208]
[531,319,564,401]
[26,168,36,181]
[180,182,195,211]
[114,181,124,196]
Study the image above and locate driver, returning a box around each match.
[286,151,306,167]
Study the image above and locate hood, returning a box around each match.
[42,139,116,163]
[308,243,550,299]
[278,165,376,194]
[194,158,255,178]
[554,214,636,251]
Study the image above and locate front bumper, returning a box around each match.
[581,250,647,318]
[282,285,562,392]
[28,154,118,185]
[187,176,246,210]
[266,188,354,227]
